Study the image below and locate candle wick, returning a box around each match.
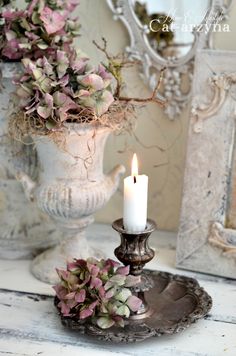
[133,175,137,184]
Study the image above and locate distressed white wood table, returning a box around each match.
[0,223,235,356]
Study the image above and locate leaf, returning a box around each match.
[87,263,99,277]
[115,317,125,328]
[116,304,130,318]
[94,90,114,116]
[32,68,43,81]
[65,291,76,300]
[100,302,108,313]
[116,265,130,276]
[53,92,74,108]
[5,30,16,41]
[105,287,115,299]
[57,63,69,79]
[46,119,57,130]
[114,288,131,303]
[52,284,68,300]
[37,105,52,119]
[79,307,93,319]
[37,42,49,50]
[79,73,104,91]
[126,295,142,312]
[58,301,71,316]
[40,7,66,35]
[98,286,106,298]
[58,74,69,87]
[105,259,120,268]
[44,93,53,108]
[75,289,86,303]
[90,277,102,289]
[75,89,90,98]
[96,316,115,329]
[20,17,31,31]
[124,275,141,287]
[56,269,70,281]
[97,64,112,88]
[38,77,52,93]
[78,94,96,109]
[32,11,41,25]
[79,300,98,319]
[109,274,126,286]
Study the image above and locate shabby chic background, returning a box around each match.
[15,0,236,231]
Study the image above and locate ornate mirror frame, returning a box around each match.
[107,0,233,119]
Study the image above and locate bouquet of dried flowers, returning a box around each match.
[0,0,80,61]
[10,38,165,138]
[54,258,142,329]
[13,48,114,133]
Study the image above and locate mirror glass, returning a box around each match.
[131,0,210,58]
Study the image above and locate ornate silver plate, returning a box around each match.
[55,269,212,343]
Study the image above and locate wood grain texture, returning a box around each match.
[0,285,235,355]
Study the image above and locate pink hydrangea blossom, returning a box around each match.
[54,258,142,329]
[40,7,66,35]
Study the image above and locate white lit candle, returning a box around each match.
[123,154,148,232]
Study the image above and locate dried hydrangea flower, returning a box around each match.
[14,49,115,129]
[0,0,80,60]
[53,258,142,329]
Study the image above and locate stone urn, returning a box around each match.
[18,123,125,283]
[0,62,61,259]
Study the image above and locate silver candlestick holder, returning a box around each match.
[112,218,156,318]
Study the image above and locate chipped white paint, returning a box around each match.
[0,223,236,356]
[177,50,236,279]
[18,125,125,284]
[0,62,61,259]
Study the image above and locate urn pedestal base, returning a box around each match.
[31,216,104,284]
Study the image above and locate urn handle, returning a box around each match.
[106,164,125,195]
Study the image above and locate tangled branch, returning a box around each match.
[93,37,166,107]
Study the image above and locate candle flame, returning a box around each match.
[131,153,138,177]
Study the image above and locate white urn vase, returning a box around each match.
[0,62,61,259]
[19,123,125,283]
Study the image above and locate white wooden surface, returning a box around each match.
[0,223,236,356]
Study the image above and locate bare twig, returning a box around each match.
[93,38,166,107]
[93,37,111,60]
[93,38,123,97]
[119,67,166,107]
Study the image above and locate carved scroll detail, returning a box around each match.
[192,74,236,133]
[208,222,236,257]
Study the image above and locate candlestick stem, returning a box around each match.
[112,218,157,318]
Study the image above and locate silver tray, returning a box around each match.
[55,269,212,343]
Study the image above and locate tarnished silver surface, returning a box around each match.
[55,269,212,343]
